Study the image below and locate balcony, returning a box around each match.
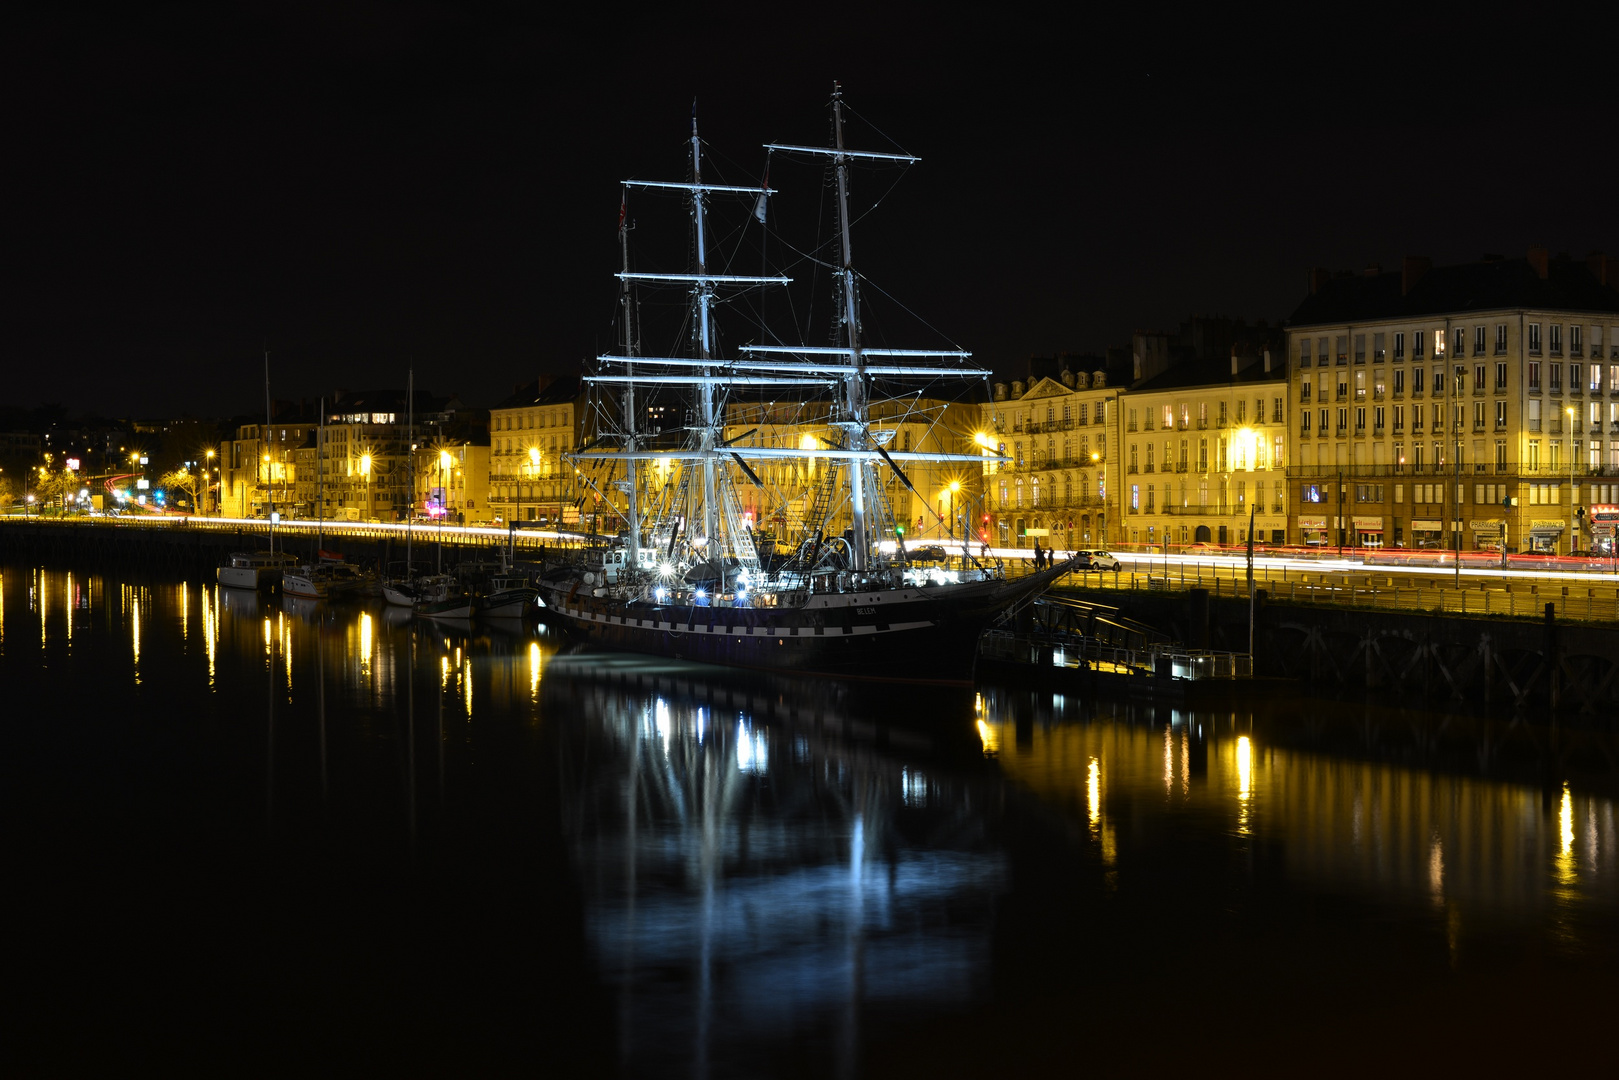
[1196,419,1208,430]
[1392,425,1404,436]
[1317,427,1329,438]
[1175,462,1189,473]
[1270,503,1284,514]
[1373,391,1385,402]
[1216,417,1228,428]
[1354,425,1366,437]
[1473,422,1486,433]
[1300,425,1312,437]
[1143,463,1155,473]
[1126,422,1138,432]
[1373,425,1385,437]
[1126,465,1138,475]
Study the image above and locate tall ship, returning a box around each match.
[537,86,1074,682]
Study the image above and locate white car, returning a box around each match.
[1082,550,1121,571]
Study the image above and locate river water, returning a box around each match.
[5,562,1618,1076]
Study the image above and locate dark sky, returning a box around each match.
[6,6,1614,418]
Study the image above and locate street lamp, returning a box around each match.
[948,479,960,555]
[205,449,215,514]
[439,449,453,523]
[1567,405,1577,554]
[360,452,372,522]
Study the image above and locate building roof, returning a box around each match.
[1290,254,1619,327]
[1129,356,1287,395]
[492,375,581,410]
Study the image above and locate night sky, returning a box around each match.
[6,7,1614,418]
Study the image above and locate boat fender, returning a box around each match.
[583,571,596,586]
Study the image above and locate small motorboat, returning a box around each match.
[218,550,298,590]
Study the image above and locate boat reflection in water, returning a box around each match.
[545,650,1006,1078]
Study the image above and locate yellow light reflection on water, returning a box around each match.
[464,659,473,718]
[180,581,187,642]
[263,616,273,666]
[65,571,73,643]
[130,588,141,684]
[1163,725,1173,794]
[280,612,292,689]
[440,654,450,690]
[1087,757,1101,828]
[1236,735,1253,836]
[976,719,999,756]
[529,641,542,698]
[1556,782,1577,886]
[0,569,6,647]
[202,585,217,687]
[358,613,373,678]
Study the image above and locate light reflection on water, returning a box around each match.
[7,563,1619,1075]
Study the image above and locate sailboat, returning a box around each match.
[220,349,298,590]
[283,395,369,600]
[536,86,1075,683]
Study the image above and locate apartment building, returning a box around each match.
[220,419,317,518]
[980,365,1120,551]
[1288,250,1619,552]
[1120,354,1289,548]
[487,376,581,525]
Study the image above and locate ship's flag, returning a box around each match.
[754,164,768,224]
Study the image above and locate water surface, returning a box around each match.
[4,564,1617,1076]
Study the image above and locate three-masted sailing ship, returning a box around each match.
[537,86,1073,682]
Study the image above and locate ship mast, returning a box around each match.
[690,117,721,553]
[830,84,871,572]
[619,192,641,569]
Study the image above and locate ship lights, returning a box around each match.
[653,586,668,602]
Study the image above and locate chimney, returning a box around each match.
[1401,255,1431,296]
[1231,345,1240,377]
[1528,245,1549,280]
[1263,348,1272,373]
[1308,267,1330,295]
[1587,251,1618,290]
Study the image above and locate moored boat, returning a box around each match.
[218,550,298,590]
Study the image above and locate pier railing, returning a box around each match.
[980,629,1253,680]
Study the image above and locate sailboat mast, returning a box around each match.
[406,369,413,573]
[316,396,325,556]
[831,85,871,572]
[264,347,275,555]
[620,193,641,569]
[691,117,720,551]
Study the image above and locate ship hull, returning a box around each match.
[538,565,1072,684]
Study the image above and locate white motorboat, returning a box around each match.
[218,550,298,590]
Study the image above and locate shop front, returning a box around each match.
[1298,515,1329,547]
[1590,505,1619,557]
[1470,518,1506,551]
[1410,519,1443,549]
[1352,515,1383,548]
[1528,520,1565,554]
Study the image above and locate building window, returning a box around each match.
[1299,339,1312,366]
[1571,325,1583,356]
[1272,398,1283,423]
[1495,324,1507,354]
[1550,364,1562,392]
[1529,362,1541,391]
[1452,328,1465,357]
[1495,401,1507,429]
[1336,335,1348,364]
[1394,332,1406,360]
[1394,368,1405,395]
[1495,361,1507,390]
[1473,326,1485,355]
[1413,330,1425,359]
[1435,330,1447,358]
[1355,334,1366,363]
[1592,364,1603,393]
[1529,323,1542,354]
[1475,364,1486,392]
[1374,332,1386,362]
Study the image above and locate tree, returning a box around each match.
[159,466,204,512]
